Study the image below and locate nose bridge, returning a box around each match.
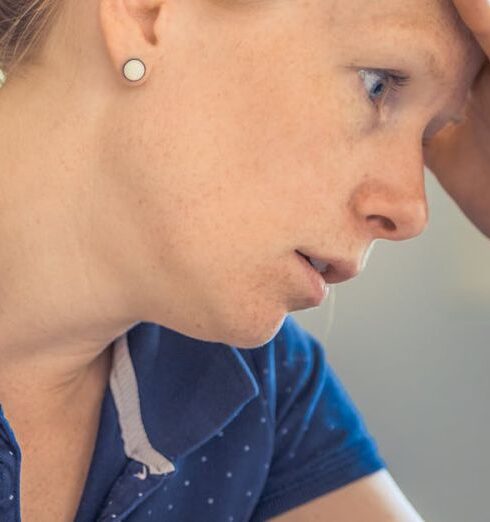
[350,162,429,242]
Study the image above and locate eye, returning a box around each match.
[358,69,410,107]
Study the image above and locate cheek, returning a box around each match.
[116,64,361,277]
[142,115,353,277]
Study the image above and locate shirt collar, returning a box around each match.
[109,322,260,475]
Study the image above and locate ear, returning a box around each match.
[99,0,166,85]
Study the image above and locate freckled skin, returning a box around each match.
[0,0,485,372]
[98,0,483,348]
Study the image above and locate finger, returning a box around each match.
[452,0,490,56]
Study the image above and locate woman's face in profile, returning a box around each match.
[104,0,484,347]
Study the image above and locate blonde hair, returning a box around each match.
[0,0,61,81]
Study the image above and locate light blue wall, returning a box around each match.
[291,169,490,522]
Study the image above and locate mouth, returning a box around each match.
[294,250,329,305]
[295,250,360,285]
[296,251,330,275]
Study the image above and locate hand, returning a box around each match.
[423,0,490,239]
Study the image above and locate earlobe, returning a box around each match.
[99,0,164,85]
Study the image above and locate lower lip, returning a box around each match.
[295,252,329,305]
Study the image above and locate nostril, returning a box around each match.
[367,215,396,232]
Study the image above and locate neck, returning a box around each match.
[0,68,140,420]
[0,341,115,436]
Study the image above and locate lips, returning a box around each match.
[309,258,329,273]
[297,252,329,274]
[296,250,360,284]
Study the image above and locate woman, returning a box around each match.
[0,0,488,521]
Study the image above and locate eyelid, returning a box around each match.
[358,68,411,108]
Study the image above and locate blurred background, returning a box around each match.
[290,168,490,522]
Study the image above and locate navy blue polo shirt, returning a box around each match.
[0,314,386,521]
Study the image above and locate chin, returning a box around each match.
[147,284,289,349]
[217,308,289,350]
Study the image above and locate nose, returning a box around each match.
[350,166,429,242]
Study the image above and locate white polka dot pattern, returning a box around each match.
[0,315,384,522]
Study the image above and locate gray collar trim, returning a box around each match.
[109,332,176,476]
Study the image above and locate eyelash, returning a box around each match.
[359,69,411,108]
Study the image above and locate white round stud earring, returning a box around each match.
[122,58,146,82]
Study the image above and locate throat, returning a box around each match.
[0,342,114,440]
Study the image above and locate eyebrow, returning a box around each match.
[384,54,464,122]
[415,48,446,85]
[399,37,482,119]
[364,15,463,85]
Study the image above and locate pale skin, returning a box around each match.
[0,0,487,520]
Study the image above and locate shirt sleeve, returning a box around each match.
[250,314,387,521]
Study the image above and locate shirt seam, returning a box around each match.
[254,436,384,503]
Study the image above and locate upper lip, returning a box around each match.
[296,250,361,284]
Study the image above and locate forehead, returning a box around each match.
[332,0,470,33]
